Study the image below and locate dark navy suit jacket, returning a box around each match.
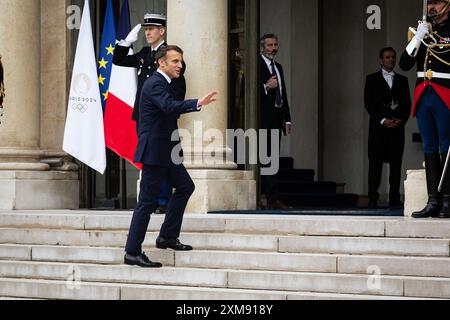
[134,71,199,166]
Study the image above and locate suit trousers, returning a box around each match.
[368,154,403,204]
[416,86,450,154]
[260,129,282,203]
[125,163,195,255]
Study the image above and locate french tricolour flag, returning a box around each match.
[104,0,141,169]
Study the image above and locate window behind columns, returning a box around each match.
[228,0,259,172]
[229,0,246,141]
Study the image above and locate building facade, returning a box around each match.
[0,0,424,212]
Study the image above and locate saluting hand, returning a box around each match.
[199,91,218,107]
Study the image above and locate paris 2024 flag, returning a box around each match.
[63,0,106,174]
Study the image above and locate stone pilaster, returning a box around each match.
[0,0,78,209]
[404,170,427,217]
[167,0,256,213]
[0,0,44,169]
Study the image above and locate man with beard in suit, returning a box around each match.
[259,34,292,210]
[364,47,411,209]
[0,55,4,120]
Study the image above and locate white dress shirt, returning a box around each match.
[157,70,201,110]
[380,68,395,125]
[382,68,395,90]
[151,40,165,52]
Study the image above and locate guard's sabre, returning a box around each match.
[438,152,450,192]
[423,0,428,21]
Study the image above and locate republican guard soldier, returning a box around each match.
[400,0,450,218]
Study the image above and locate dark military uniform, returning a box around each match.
[400,17,450,218]
[113,42,186,124]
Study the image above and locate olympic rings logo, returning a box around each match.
[72,104,88,113]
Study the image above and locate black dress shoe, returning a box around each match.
[439,211,450,218]
[368,202,378,209]
[155,206,167,214]
[389,201,404,210]
[124,252,162,268]
[439,196,450,218]
[267,200,291,210]
[412,203,441,218]
[156,237,193,251]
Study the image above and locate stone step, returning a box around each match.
[0,298,42,300]
[0,228,278,252]
[0,278,432,300]
[2,244,450,278]
[2,212,450,239]
[228,270,450,299]
[279,235,450,257]
[1,228,448,257]
[0,261,450,298]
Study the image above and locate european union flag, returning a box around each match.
[97,0,116,110]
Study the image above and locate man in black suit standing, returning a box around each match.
[114,13,185,214]
[364,47,411,209]
[0,55,4,120]
[259,34,292,209]
[124,46,217,268]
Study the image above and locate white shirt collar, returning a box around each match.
[261,54,274,66]
[157,69,172,83]
[382,68,395,76]
[152,40,165,52]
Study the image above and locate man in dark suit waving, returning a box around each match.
[124,46,218,268]
[114,13,185,214]
[364,47,411,209]
[259,34,292,209]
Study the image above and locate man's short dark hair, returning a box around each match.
[260,33,278,48]
[379,47,396,59]
[155,45,184,64]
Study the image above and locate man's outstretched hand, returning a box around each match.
[199,91,218,107]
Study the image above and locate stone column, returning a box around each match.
[0,0,46,171]
[167,0,256,213]
[0,0,78,209]
[40,0,77,171]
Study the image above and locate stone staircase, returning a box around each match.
[276,158,359,208]
[0,211,449,300]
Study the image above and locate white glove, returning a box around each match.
[416,21,430,41]
[121,24,142,47]
[406,22,429,57]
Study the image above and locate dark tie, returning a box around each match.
[270,60,283,107]
[150,50,157,61]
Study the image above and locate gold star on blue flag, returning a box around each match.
[97,0,116,110]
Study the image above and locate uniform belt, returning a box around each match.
[418,71,450,80]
